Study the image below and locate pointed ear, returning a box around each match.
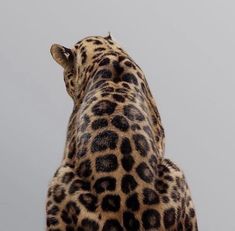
[50,44,74,68]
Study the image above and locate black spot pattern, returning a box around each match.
[123,211,140,231]
[96,154,118,172]
[112,94,125,103]
[47,217,59,226]
[123,104,145,121]
[143,188,160,205]
[99,58,110,66]
[101,194,120,212]
[91,130,118,152]
[122,73,138,85]
[62,172,74,184]
[126,193,140,211]
[120,137,132,155]
[121,174,137,194]
[69,179,90,194]
[53,185,66,203]
[111,115,129,132]
[93,176,116,193]
[163,208,176,229]
[78,218,99,231]
[91,118,108,130]
[102,219,123,231]
[136,162,154,183]
[47,205,59,215]
[133,134,149,157]
[92,100,117,116]
[113,60,124,74]
[142,209,161,229]
[78,193,97,212]
[121,155,134,172]
[76,159,92,178]
[155,179,169,194]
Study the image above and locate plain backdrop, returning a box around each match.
[0,1,234,230]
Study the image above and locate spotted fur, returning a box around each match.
[47,34,198,231]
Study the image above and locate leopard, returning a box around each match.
[46,34,198,231]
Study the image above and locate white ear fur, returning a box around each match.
[50,44,74,68]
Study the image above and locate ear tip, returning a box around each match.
[50,44,59,55]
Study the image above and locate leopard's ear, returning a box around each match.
[50,44,74,68]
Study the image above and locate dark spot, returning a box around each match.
[93,176,116,193]
[76,147,87,158]
[103,86,114,92]
[68,179,90,194]
[133,134,149,157]
[142,209,161,229]
[96,154,118,172]
[61,209,72,224]
[62,172,74,184]
[81,51,87,64]
[154,179,169,194]
[53,185,66,203]
[66,225,75,231]
[66,201,80,215]
[122,73,138,85]
[115,88,127,93]
[91,130,118,153]
[102,194,120,212]
[102,219,123,231]
[95,47,105,52]
[120,137,132,155]
[164,208,176,229]
[122,83,130,89]
[113,60,124,74]
[121,155,134,172]
[112,94,125,103]
[47,217,59,226]
[111,115,129,132]
[92,100,117,116]
[124,61,133,67]
[123,211,140,231]
[130,124,141,131]
[99,58,110,66]
[136,162,154,183]
[78,193,97,212]
[78,218,99,231]
[189,208,196,218]
[121,174,137,194]
[149,155,158,175]
[47,205,59,215]
[123,104,145,121]
[91,118,108,130]
[76,159,92,178]
[162,196,170,203]
[143,188,160,205]
[126,193,140,211]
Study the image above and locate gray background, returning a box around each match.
[0,1,234,230]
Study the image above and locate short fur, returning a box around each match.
[46,35,198,231]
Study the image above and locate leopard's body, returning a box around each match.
[46,35,198,231]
